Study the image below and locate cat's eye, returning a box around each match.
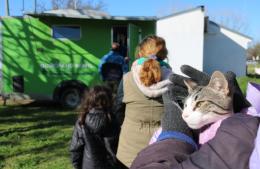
[196,102,202,108]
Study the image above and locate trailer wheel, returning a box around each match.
[60,87,81,108]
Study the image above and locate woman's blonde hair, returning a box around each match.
[136,35,168,60]
[137,35,168,86]
[139,59,161,86]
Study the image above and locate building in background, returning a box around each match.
[157,6,252,77]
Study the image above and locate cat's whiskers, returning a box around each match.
[182,71,234,131]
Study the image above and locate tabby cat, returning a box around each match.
[182,71,234,130]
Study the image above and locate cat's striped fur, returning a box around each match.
[182,71,234,129]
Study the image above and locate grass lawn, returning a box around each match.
[0,101,77,169]
[237,75,260,94]
[0,76,259,169]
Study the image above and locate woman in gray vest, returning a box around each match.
[115,35,172,167]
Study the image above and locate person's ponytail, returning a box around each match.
[139,59,161,87]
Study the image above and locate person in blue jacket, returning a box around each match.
[98,42,126,81]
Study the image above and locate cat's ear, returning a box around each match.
[208,71,229,95]
[184,79,198,93]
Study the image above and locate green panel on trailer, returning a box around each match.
[1,16,156,99]
[36,17,112,59]
[2,17,101,98]
[2,17,36,94]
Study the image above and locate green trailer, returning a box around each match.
[0,10,156,107]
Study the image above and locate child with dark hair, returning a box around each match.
[70,85,127,169]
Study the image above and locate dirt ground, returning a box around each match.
[0,96,62,107]
[0,97,34,106]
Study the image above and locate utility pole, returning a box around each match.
[34,0,37,13]
[74,0,77,9]
[22,0,25,13]
[5,0,10,16]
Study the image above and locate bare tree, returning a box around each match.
[158,2,249,35]
[66,0,81,9]
[81,0,106,10]
[50,0,106,10]
[36,0,47,12]
[156,1,193,17]
[51,0,67,10]
[247,42,260,60]
[209,10,249,35]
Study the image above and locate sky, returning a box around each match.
[0,0,259,42]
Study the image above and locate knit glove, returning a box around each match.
[223,71,251,112]
[169,65,251,112]
[158,84,198,150]
[168,65,210,108]
[161,84,192,136]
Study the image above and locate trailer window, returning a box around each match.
[52,26,81,40]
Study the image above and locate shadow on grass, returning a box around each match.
[0,101,78,136]
[2,128,71,159]
[0,155,5,169]
[0,116,76,136]
[0,100,78,168]
[0,100,73,116]
[0,100,78,153]
[246,74,260,78]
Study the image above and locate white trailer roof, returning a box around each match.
[26,9,157,21]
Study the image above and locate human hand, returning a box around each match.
[159,85,199,147]
[161,86,193,136]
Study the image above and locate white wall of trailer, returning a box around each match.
[203,22,252,77]
[156,7,205,75]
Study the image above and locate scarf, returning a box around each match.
[131,57,173,98]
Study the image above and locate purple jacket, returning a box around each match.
[246,82,260,169]
[250,123,260,169]
[130,113,260,169]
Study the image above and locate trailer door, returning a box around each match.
[128,23,141,62]
[156,7,205,75]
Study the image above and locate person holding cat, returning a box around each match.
[149,69,244,145]
[130,65,260,169]
[115,35,172,167]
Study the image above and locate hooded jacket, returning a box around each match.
[70,108,126,169]
[116,58,173,167]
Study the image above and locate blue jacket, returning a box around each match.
[98,51,126,79]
